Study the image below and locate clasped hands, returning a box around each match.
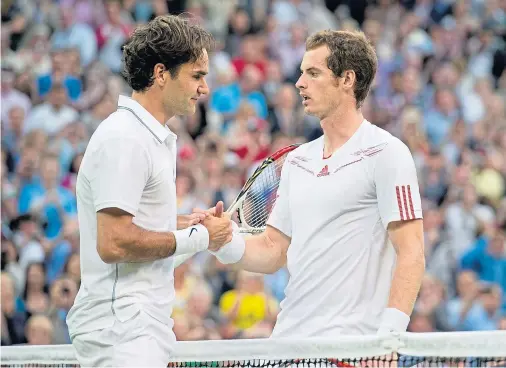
[177,201,233,252]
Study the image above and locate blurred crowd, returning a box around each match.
[1,0,506,347]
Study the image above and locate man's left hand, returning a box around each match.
[177,213,207,230]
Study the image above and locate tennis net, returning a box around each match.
[1,332,505,367]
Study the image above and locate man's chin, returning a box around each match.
[303,106,316,116]
[304,107,324,120]
[180,106,197,116]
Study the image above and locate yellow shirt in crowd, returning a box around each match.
[219,290,278,330]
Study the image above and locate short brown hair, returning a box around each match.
[122,14,214,92]
[306,30,377,108]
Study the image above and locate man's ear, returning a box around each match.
[342,69,356,90]
[153,63,167,86]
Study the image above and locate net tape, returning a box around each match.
[2,332,505,366]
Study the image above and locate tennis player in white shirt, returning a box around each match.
[200,30,425,338]
[66,15,232,367]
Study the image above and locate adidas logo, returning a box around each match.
[317,165,330,177]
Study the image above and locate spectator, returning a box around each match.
[47,276,77,344]
[19,262,50,317]
[423,88,460,149]
[46,218,79,285]
[445,184,494,258]
[23,81,79,136]
[172,261,199,318]
[173,312,190,341]
[185,281,223,338]
[96,0,133,73]
[210,64,268,120]
[408,312,436,333]
[176,169,208,215]
[25,315,53,345]
[203,257,236,306]
[414,274,452,331]
[13,142,41,189]
[9,214,46,273]
[219,270,279,331]
[447,271,503,331]
[267,83,305,137]
[18,152,77,240]
[3,106,26,157]
[50,6,98,67]
[232,34,268,79]
[35,49,83,104]
[1,272,26,345]
[274,24,307,81]
[1,68,31,126]
[461,228,506,310]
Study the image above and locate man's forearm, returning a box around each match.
[388,250,425,316]
[117,223,177,262]
[98,219,176,263]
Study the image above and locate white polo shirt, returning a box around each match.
[268,120,423,337]
[67,96,178,339]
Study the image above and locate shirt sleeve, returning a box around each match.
[374,139,423,228]
[88,136,151,216]
[266,154,292,237]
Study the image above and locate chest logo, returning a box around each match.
[317,165,330,177]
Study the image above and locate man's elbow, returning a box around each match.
[262,262,284,275]
[271,251,288,274]
[240,234,287,275]
[263,232,288,274]
[96,226,128,264]
[97,240,124,264]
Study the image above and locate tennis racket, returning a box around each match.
[174,143,300,268]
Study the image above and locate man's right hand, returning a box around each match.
[193,200,224,218]
[202,214,233,251]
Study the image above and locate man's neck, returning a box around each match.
[321,103,364,157]
[51,103,63,111]
[131,90,173,125]
[42,181,56,190]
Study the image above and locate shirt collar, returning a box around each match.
[117,95,176,143]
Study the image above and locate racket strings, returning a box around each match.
[240,155,288,230]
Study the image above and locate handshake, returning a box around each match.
[174,201,241,261]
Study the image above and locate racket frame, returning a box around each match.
[173,144,300,267]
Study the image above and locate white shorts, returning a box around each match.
[72,310,175,367]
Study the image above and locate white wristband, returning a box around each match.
[378,308,410,334]
[210,232,245,264]
[173,224,209,257]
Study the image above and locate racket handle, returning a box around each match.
[173,252,196,268]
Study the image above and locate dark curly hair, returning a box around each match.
[306,30,377,108]
[121,15,214,92]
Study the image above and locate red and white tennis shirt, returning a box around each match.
[267,119,423,337]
